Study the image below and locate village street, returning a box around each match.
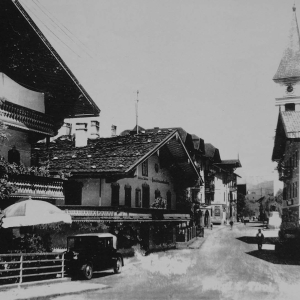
[4,222,297,300]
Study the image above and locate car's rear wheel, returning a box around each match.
[114,258,122,274]
[82,263,93,280]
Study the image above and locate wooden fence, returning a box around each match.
[0,252,65,285]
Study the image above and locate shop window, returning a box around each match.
[167,191,171,209]
[142,160,148,176]
[124,184,132,207]
[142,183,150,208]
[155,189,161,199]
[111,182,120,206]
[135,188,141,207]
[8,146,20,165]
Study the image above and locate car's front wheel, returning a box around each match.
[114,258,122,274]
[82,263,93,280]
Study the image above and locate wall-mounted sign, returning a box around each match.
[152,177,169,185]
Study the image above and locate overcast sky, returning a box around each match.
[18,0,298,186]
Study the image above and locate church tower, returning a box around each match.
[272,5,300,231]
[274,5,300,111]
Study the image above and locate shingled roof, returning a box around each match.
[0,0,100,131]
[33,130,200,181]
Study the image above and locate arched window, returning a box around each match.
[154,189,161,199]
[135,188,141,207]
[111,182,120,206]
[167,190,172,209]
[124,184,132,207]
[8,146,20,165]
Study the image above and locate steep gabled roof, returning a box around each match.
[33,130,201,182]
[0,0,100,128]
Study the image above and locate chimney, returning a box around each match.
[75,123,88,147]
[111,125,117,137]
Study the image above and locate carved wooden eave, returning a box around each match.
[0,0,100,135]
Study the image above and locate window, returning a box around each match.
[142,183,150,208]
[111,183,120,206]
[135,188,141,207]
[292,182,295,198]
[155,189,161,199]
[124,184,132,207]
[296,182,298,198]
[167,191,171,209]
[142,160,148,176]
[8,146,20,165]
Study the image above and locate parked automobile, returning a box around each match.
[65,233,124,280]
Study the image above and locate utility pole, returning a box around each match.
[136,90,139,134]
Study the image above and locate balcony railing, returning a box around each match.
[0,100,55,135]
[58,205,191,222]
[8,175,64,201]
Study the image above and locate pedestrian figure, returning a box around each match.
[229,220,233,230]
[210,223,213,230]
[244,218,246,225]
[256,229,264,251]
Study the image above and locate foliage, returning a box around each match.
[151,197,167,209]
[237,193,256,217]
[0,119,9,141]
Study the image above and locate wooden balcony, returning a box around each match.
[8,175,64,203]
[0,100,55,135]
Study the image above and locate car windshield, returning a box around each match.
[67,236,97,251]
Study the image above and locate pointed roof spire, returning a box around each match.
[273,5,300,86]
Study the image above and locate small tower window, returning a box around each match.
[285,103,295,111]
[155,189,161,199]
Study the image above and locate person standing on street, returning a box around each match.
[229,219,233,230]
[256,229,264,251]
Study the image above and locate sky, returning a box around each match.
[18,0,298,187]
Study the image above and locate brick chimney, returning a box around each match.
[75,123,88,147]
[111,125,117,137]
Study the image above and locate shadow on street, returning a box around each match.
[246,249,300,265]
[237,236,278,244]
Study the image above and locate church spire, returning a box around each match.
[273,5,300,93]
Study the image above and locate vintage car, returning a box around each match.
[65,233,124,280]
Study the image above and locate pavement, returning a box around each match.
[0,279,108,300]
[188,223,226,249]
[0,222,275,300]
